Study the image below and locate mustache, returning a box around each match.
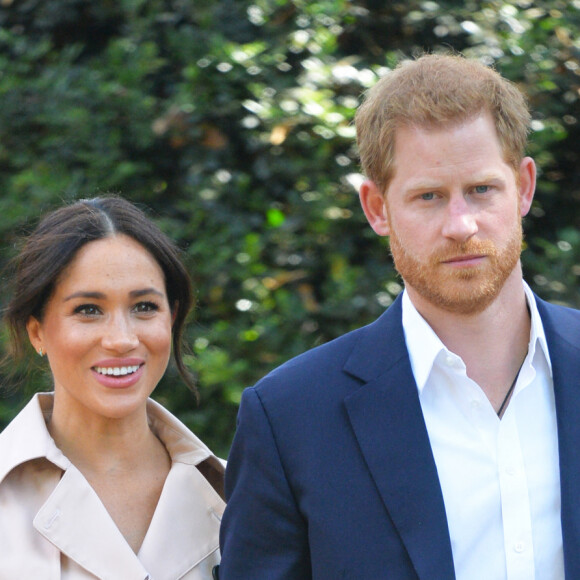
[431,239,498,264]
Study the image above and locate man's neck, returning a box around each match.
[406,268,531,409]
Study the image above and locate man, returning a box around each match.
[218,54,580,579]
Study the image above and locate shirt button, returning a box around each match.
[445,355,456,367]
[470,399,480,409]
[514,541,525,553]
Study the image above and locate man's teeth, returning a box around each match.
[95,365,140,376]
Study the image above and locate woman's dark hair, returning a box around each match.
[3,195,196,395]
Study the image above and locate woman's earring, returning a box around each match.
[38,348,44,357]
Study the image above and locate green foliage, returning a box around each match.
[1,0,579,455]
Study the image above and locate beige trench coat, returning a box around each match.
[0,393,225,580]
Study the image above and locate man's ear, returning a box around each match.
[518,156,536,217]
[359,179,391,236]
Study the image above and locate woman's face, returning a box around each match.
[27,234,173,424]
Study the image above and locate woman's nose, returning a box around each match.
[101,315,139,352]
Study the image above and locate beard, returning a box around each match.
[388,221,523,316]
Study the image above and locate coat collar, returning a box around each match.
[142,398,225,579]
[0,394,70,485]
[139,462,224,579]
[33,462,224,580]
[1,392,225,579]
[535,296,580,578]
[34,465,151,579]
[343,295,456,580]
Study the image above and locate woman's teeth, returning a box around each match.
[94,365,140,376]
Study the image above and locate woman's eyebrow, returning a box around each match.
[63,288,164,302]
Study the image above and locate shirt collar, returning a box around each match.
[402,281,552,394]
[523,280,552,372]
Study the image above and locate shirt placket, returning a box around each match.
[497,405,535,580]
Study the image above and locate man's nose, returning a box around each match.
[440,196,478,242]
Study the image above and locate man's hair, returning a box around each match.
[355,53,531,192]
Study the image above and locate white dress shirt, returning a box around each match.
[402,282,564,580]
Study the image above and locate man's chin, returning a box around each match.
[410,275,505,315]
[426,291,499,316]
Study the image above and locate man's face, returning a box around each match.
[382,114,529,315]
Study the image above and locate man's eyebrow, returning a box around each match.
[405,173,505,191]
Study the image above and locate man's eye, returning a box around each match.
[421,192,435,201]
[474,185,489,194]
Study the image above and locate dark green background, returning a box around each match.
[1,0,579,456]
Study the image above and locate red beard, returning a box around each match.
[388,221,523,315]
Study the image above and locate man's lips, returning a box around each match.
[440,254,486,265]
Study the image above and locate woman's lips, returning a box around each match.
[91,359,145,388]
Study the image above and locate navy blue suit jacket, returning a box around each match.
[219,294,580,579]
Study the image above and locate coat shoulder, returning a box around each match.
[251,298,406,408]
[536,295,580,344]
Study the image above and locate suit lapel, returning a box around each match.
[537,297,580,578]
[343,297,455,580]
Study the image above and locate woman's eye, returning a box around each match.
[74,304,101,316]
[134,301,159,314]
[420,192,435,201]
[474,185,489,194]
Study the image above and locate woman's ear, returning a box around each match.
[26,316,44,355]
[359,180,391,237]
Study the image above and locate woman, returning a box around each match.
[0,196,225,579]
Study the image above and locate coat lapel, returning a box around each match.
[537,297,580,578]
[33,449,224,580]
[34,465,149,579]
[343,296,455,580]
[138,463,224,580]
